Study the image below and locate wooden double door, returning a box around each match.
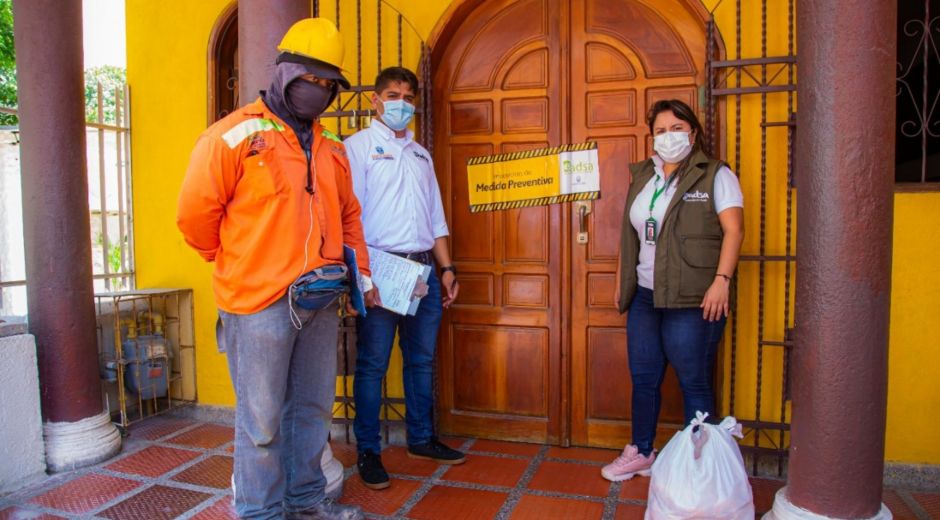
[433,0,709,448]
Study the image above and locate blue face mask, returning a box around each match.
[380,99,415,131]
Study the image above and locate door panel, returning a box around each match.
[569,0,708,448]
[435,0,708,447]
[435,0,564,443]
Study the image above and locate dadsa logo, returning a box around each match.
[562,160,594,174]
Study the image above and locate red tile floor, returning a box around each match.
[1,415,938,519]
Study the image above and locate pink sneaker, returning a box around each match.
[600,444,655,482]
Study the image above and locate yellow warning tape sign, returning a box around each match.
[466,142,600,213]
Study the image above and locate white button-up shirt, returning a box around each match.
[345,120,449,253]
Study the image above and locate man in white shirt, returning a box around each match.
[345,67,463,491]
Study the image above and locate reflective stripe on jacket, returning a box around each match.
[177,97,370,314]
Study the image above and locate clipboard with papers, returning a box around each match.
[367,247,433,316]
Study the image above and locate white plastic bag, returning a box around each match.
[645,412,754,520]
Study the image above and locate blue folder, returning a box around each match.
[343,245,368,317]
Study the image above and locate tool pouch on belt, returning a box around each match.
[290,264,349,310]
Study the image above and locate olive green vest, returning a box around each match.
[617,149,727,312]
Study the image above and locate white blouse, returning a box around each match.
[629,155,744,290]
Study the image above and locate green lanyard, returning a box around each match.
[645,175,670,245]
[648,174,669,216]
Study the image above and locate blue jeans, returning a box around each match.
[217,296,338,519]
[627,286,725,456]
[353,269,442,453]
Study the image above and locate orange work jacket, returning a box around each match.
[177,97,370,314]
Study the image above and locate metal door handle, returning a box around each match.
[576,201,591,244]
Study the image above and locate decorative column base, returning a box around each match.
[43,410,121,472]
[763,488,893,520]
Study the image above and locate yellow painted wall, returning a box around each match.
[127,0,940,464]
[127,0,233,405]
[886,193,940,464]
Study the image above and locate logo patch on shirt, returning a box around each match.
[372,146,395,160]
[246,134,268,156]
[413,151,430,162]
[682,191,710,202]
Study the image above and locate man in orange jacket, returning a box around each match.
[178,18,373,520]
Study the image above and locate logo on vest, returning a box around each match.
[682,191,710,202]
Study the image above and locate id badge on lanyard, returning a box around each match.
[645,217,657,245]
[646,175,668,245]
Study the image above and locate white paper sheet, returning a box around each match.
[367,247,432,316]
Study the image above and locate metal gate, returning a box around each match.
[896,0,938,185]
[310,0,433,443]
[209,0,433,445]
[704,0,797,476]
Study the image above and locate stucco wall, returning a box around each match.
[885,193,940,464]
[0,331,46,494]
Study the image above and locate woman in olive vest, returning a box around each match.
[601,99,745,482]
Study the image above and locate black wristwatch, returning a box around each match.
[440,265,458,276]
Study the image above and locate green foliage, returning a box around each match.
[85,65,126,125]
[0,1,127,127]
[108,239,127,290]
[0,0,15,126]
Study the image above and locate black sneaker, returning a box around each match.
[357,450,390,490]
[407,438,466,464]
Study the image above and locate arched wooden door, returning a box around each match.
[433,0,709,448]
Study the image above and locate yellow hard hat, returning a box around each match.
[278,18,346,72]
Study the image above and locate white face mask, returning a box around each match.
[653,131,693,164]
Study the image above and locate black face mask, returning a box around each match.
[285,80,333,121]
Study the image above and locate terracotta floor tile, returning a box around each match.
[28,473,141,514]
[98,485,212,520]
[527,461,611,498]
[749,478,785,514]
[0,507,66,520]
[614,503,647,520]
[510,494,604,519]
[192,497,238,520]
[339,476,422,516]
[545,446,619,464]
[165,423,234,449]
[406,486,507,520]
[439,436,471,450]
[127,417,197,441]
[882,490,919,520]
[912,492,940,518]
[171,455,234,489]
[382,446,439,477]
[469,439,541,457]
[105,445,202,477]
[331,441,359,468]
[441,454,529,488]
[619,476,650,501]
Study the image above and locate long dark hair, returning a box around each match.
[646,99,706,183]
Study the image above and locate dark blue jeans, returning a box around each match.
[353,269,443,453]
[627,286,725,456]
